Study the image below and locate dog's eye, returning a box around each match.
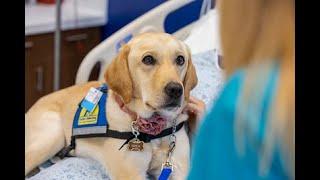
[176,56,185,66]
[142,55,156,65]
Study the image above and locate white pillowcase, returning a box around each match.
[184,9,221,55]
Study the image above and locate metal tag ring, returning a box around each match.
[133,130,139,136]
[169,134,176,143]
[131,121,140,136]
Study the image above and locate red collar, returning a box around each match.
[114,94,138,120]
[113,93,175,136]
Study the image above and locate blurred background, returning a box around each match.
[25,0,217,112]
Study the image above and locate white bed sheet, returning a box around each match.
[191,50,224,108]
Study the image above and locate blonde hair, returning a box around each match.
[218,0,294,178]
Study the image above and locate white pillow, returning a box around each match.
[184,9,221,54]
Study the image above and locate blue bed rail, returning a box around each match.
[101,0,215,40]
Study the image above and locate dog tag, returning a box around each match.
[128,138,144,151]
[158,162,173,180]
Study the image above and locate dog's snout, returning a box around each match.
[164,82,183,99]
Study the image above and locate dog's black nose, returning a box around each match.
[164,82,183,99]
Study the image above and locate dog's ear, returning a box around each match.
[105,45,133,104]
[183,46,198,101]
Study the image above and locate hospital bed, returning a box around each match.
[28,0,224,179]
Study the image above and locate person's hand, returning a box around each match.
[183,96,206,135]
[183,96,206,121]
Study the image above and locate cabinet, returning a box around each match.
[60,28,101,89]
[25,27,101,112]
[25,33,54,112]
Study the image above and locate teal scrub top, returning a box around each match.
[188,63,290,180]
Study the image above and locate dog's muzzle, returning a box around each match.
[163,82,183,108]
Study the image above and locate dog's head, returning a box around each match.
[105,32,197,119]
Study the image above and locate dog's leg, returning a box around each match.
[169,129,190,180]
[102,149,152,180]
[102,159,147,180]
[75,138,152,180]
[25,111,65,175]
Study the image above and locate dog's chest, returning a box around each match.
[150,139,169,158]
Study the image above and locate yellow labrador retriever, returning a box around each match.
[25,32,197,180]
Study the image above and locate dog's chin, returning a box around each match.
[156,107,183,121]
[163,104,181,111]
[158,103,183,119]
[144,101,182,119]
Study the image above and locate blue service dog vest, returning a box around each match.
[72,84,109,136]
